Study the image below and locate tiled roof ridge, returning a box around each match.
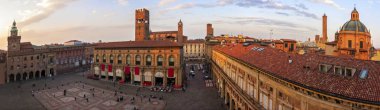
[214,43,380,104]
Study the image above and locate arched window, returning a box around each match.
[146,55,152,66]
[118,55,122,64]
[110,55,114,64]
[96,55,99,63]
[102,55,106,63]
[169,55,175,66]
[126,55,131,65]
[157,55,163,66]
[135,55,141,65]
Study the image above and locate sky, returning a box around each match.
[0,0,380,50]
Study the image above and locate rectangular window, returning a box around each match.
[290,44,294,51]
[348,40,352,48]
[360,41,363,49]
[284,43,288,48]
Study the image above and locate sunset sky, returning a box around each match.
[0,0,379,50]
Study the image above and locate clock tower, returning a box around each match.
[8,20,21,52]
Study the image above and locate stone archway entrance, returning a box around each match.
[94,66,100,77]
[35,71,40,78]
[49,68,54,76]
[16,73,21,81]
[22,72,28,80]
[143,71,152,86]
[155,72,164,86]
[29,72,34,79]
[41,70,46,77]
[9,74,15,82]
[115,69,123,81]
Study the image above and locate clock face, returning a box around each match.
[12,44,16,49]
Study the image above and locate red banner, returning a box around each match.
[135,67,139,75]
[125,66,130,75]
[108,65,112,72]
[168,68,174,77]
[101,64,105,71]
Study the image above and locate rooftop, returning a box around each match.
[95,40,182,49]
[185,39,205,43]
[214,43,380,104]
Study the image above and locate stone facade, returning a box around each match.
[7,21,56,82]
[212,43,380,110]
[184,39,205,61]
[5,21,92,83]
[0,51,6,85]
[92,40,183,88]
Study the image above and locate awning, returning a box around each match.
[108,65,112,72]
[101,64,105,71]
[135,67,140,75]
[125,66,130,75]
[168,68,174,77]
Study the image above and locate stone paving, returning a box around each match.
[0,61,225,110]
[33,82,165,110]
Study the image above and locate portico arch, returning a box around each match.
[35,71,40,78]
[116,68,123,81]
[49,68,55,76]
[29,72,34,79]
[41,70,46,77]
[16,73,21,81]
[143,71,152,86]
[22,72,27,80]
[9,74,15,82]
[155,72,164,86]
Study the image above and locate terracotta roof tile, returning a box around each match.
[95,40,182,49]
[214,44,380,104]
[185,39,205,43]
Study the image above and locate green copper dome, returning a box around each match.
[340,20,368,33]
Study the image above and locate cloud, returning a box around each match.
[235,0,318,19]
[158,0,177,6]
[275,12,290,16]
[163,0,233,12]
[305,0,343,10]
[164,0,318,19]
[18,0,78,27]
[296,3,308,10]
[218,16,318,32]
[117,0,128,6]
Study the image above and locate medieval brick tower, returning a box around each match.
[135,8,150,41]
[207,23,214,36]
[322,13,328,43]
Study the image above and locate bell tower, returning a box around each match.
[351,7,359,21]
[8,20,21,52]
[177,19,183,43]
[135,8,150,41]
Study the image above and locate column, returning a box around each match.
[140,68,143,86]
[122,68,125,82]
[229,96,233,110]
[7,75,9,83]
[113,69,116,81]
[152,68,156,87]
[272,88,278,110]
[163,69,167,87]
[131,68,134,84]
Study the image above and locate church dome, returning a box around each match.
[340,20,368,33]
[340,8,369,33]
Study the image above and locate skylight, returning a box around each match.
[359,69,368,79]
[251,47,265,52]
